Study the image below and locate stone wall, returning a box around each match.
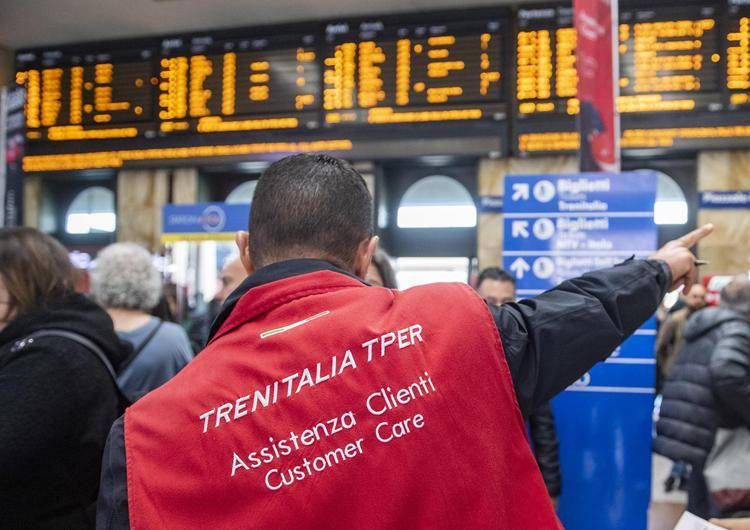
[696,151,750,275]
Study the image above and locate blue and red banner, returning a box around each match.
[575,0,620,172]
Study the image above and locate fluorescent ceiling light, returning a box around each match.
[397,204,477,228]
[66,212,116,234]
[654,200,688,225]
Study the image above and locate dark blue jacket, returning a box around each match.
[655,307,750,466]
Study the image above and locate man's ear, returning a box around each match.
[235,231,255,275]
[354,236,379,279]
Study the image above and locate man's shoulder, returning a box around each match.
[671,307,691,322]
[717,316,750,339]
[156,322,192,346]
[396,281,480,300]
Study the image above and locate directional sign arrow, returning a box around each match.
[511,183,530,201]
[511,220,530,238]
[509,257,531,279]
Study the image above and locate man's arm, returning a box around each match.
[492,224,713,418]
[709,321,750,426]
[492,259,670,417]
[96,417,130,530]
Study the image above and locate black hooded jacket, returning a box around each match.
[530,402,562,498]
[654,307,750,466]
[0,294,127,529]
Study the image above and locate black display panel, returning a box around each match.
[15,46,157,141]
[12,1,750,170]
[157,29,320,134]
[513,0,750,155]
[618,3,722,113]
[321,13,507,126]
[727,0,750,108]
[515,6,577,117]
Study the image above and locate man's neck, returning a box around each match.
[107,308,152,332]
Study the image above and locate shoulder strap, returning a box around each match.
[28,329,118,382]
[24,329,131,410]
[135,319,163,356]
[119,319,163,372]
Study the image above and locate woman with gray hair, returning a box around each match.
[91,243,193,402]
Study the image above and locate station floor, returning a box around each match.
[649,454,688,530]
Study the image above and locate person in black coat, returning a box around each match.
[477,267,562,502]
[0,227,127,529]
[655,276,750,518]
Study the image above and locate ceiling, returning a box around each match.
[0,0,522,50]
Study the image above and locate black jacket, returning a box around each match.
[654,307,750,466]
[530,402,562,498]
[0,294,127,529]
[97,258,669,529]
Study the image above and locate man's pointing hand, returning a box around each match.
[650,224,714,294]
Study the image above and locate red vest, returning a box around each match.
[124,270,559,529]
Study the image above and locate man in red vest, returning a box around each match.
[97,154,711,529]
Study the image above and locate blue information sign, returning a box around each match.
[478,195,504,213]
[162,202,250,242]
[700,190,750,209]
[503,172,658,530]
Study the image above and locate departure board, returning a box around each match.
[15,46,156,141]
[12,2,750,169]
[157,30,320,134]
[516,6,578,116]
[514,0,750,155]
[322,15,506,126]
[727,0,750,107]
[618,4,722,113]
[516,3,724,117]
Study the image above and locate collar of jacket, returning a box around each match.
[207,258,367,343]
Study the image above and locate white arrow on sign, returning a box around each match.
[511,220,530,238]
[510,257,531,279]
[511,183,530,201]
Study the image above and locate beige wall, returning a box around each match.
[21,168,200,246]
[22,175,41,228]
[171,167,199,205]
[477,156,578,271]
[697,151,750,275]
[116,169,169,249]
[117,167,199,249]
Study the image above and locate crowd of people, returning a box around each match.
[0,152,745,529]
[654,278,750,523]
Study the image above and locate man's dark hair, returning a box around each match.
[250,153,373,269]
[477,267,516,288]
